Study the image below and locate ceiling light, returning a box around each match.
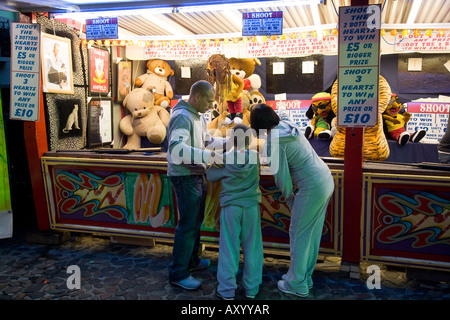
[176,0,321,13]
[406,0,422,25]
[53,7,173,20]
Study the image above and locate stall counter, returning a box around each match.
[41,150,343,257]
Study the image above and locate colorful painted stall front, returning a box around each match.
[41,151,343,257]
[361,163,450,271]
[41,152,450,271]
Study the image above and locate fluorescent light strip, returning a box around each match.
[310,3,322,28]
[176,0,321,13]
[53,7,173,19]
[221,10,243,30]
[406,0,423,25]
[140,14,194,36]
[55,0,320,18]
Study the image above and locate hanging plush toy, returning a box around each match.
[206,54,245,124]
[304,92,336,140]
[383,94,426,145]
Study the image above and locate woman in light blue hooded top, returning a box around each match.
[250,103,334,297]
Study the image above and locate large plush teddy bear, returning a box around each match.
[229,57,265,109]
[330,75,391,161]
[119,87,170,149]
[383,94,426,145]
[304,92,336,141]
[134,59,174,108]
[207,54,245,125]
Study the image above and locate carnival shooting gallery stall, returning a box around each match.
[6,1,448,272]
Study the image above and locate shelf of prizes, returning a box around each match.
[39,150,450,272]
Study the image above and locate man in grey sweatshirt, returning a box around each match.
[167,80,226,290]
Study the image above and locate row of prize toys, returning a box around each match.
[119,54,447,161]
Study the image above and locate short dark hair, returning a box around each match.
[230,123,252,149]
[250,103,280,134]
[190,80,214,97]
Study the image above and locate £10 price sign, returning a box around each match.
[337,5,381,127]
[10,23,41,122]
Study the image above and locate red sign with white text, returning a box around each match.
[89,47,110,95]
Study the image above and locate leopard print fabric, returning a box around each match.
[330,75,391,161]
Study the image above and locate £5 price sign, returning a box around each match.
[337,5,381,127]
[10,23,41,121]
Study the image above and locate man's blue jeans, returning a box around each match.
[168,175,207,282]
[438,151,450,164]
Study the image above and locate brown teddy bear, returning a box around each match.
[119,87,170,149]
[229,57,265,109]
[134,59,174,108]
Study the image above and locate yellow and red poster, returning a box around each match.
[88,46,110,95]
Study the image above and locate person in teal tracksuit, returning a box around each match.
[250,104,334,298]
[206,124,263,300]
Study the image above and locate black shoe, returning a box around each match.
[318,130,332,140]
[398,132,410,146]
[304,125,314,140]
[410,129,426,143]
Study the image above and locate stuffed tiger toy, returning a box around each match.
[329,75,391,161]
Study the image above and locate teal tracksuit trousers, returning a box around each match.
[217,204,263,298]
